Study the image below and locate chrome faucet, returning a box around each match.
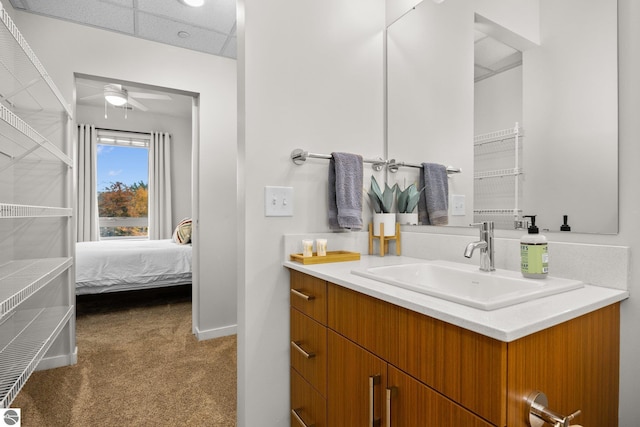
[464,221,495,272]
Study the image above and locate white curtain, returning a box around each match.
[149,132,173,240]
[76,124,99,241]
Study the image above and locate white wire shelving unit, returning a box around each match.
[473,123,523,229]
[0,306,74,407]
[0,258,73,319]
[0,0,75,408]
[0,104,73,168]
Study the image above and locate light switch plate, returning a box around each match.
[451,194,465,216]
[265,186,294,217]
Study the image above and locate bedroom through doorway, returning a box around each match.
[74,74,199,326]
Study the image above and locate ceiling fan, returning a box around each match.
[78,83,172,112]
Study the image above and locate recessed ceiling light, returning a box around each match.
[179,0,205,7]
[178,31,191,38]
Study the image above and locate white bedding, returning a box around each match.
[75,239,192,295]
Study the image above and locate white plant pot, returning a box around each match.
[397,212,418,225]
[373,213,396,236]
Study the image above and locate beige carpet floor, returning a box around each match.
[12,286,237,427]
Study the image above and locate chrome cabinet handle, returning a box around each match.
[291,408,315,427]
[386,387,398,427]
[291,288,315,301]
[369,375,381,427]
[291,341,315,359]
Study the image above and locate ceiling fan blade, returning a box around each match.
[126,97,149,111]
[128,92,172,101]
[78,93,104,101]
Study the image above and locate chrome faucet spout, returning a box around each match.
[465,222,495,272]
[464,241,487,258]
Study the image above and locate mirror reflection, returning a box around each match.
[386,0,618,234]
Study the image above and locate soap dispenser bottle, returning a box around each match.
[520,215,548,279]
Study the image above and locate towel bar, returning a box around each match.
[290,149,460,175]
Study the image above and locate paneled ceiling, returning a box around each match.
[8,0,237,59]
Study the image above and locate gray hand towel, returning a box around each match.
[328,152,363,230]
[418,163,449,226]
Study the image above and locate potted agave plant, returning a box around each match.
[368,176,397,236]
[396,183,423,225]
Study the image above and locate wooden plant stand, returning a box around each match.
[368,222,401,256]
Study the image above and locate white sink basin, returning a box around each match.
[351,260,583,310]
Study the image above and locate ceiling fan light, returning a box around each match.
[104,87,128,106]
[179,0,205,7]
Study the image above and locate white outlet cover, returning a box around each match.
[265,186,294,217]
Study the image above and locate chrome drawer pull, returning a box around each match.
[291,288,315,301]
[291,341,315,359]
[291,408,315,427]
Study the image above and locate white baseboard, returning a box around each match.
[195,324,237,341]
[36,347,78,371]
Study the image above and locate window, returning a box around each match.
[96,130,150,239]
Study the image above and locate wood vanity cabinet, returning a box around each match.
[289,270,620,427]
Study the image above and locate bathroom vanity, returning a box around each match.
[286,256,627,427]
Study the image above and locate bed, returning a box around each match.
[75,239,192,295]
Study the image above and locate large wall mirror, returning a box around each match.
[386,0,618,234]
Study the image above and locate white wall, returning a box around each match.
[615,1,640,423]
[76,105,192,228]
[237,0,384,424]
[10,8,238,339]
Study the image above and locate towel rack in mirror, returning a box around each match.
[290,149,386,171]
[387,160,461,175]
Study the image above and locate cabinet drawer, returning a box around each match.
[291,307,327,397]
[389,306,507,426]
[291,368,327,427]
[290,270,327,324]
[327,283,393,360]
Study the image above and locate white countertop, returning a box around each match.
[284,255,629,342]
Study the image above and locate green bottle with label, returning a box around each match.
[520,215,548,279]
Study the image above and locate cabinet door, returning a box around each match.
[507,303,620,427]
[328,330,388,427]
[389,305,507,426]
[387,365,494,427]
